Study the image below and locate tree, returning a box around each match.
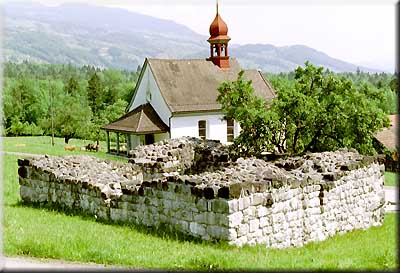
[217,70,279,157]
[52,96,93,143]
[389,77,398,93]
[87,72,104,116]
[103,69,124,105]
[64,76,80,96]
[217,62,390,157]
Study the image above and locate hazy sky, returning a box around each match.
[14,0,398,71]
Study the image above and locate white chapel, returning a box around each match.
[102,5,276,155]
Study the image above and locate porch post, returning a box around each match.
[106,131,110,153]
[116,132,120,155]
[126,134,130,156]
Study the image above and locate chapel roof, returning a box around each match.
[375,114,398,151]
[135,58,276,114]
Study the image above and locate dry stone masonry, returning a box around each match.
[18,137,386,248]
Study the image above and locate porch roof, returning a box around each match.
[101,103,169,134]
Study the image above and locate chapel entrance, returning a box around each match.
[145,134,155,145]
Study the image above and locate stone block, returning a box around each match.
[194,212,207,224]
[237,223,249,237]
[272,202,284,214]
[249,219,260,233]
[207,225,228,239]
[38,193,48,203]
[213,199,229,213]
[272,212,285,224]
[228,228,237,240]
[206,212,216,225]
[252,193,264,206]
[256,206,268,218]
[263,225,273,235]
[228,199,239,213]
[190,222,206,237]
[259,216,270,228]
[195,198,207,211]
[181,210,193,222]
[228,211,243,227]
[234,236,247,248]
[308,197,321,208]
[238,196,250,211]
[243,207,256,218]
[216,213,229,227]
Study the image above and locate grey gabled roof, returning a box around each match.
[102,103,169,134]
[375,115,398,151]
[143,58,276,114]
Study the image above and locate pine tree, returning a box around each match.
[87,73,103,116]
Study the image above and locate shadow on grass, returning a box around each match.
[12,200,232,250]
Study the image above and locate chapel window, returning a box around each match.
[198,120,207,140]
[227,118,234,142]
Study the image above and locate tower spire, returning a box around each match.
[207,1,231,69]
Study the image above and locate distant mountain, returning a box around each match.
[3,2,383,73]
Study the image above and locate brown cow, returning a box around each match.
[64,145,76,151]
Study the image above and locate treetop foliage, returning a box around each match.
[218,61,393,157]
[3,62,139,143]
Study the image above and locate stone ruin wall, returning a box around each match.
[17,137,386,248]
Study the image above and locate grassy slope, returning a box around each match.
[2,136,398,270]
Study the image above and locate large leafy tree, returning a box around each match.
[53,96,93,143]
[217,70,279,157]
[217,62,390,157]
[3,77,47,135]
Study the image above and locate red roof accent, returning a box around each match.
[208,9,230,42]
[209,13,228,37]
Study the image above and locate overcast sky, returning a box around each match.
[15,0,398,71]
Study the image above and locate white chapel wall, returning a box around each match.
[170,113,239,144]
[128,62,171,126]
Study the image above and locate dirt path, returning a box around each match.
[0,150,42,158]
[1,256,129,270]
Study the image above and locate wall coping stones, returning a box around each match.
[18,140,385,202]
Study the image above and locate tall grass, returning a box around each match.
[1,137,398,270]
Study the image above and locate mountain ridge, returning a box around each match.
[3,2,384,73]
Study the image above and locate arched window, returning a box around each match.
[198,120,207,140]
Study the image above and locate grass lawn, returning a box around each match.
[1,136,126,161]
[385,172,398,187]
[1,136,398,270]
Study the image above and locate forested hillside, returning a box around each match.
[2,62,397,144]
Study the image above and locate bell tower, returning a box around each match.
[207,2,231,69]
